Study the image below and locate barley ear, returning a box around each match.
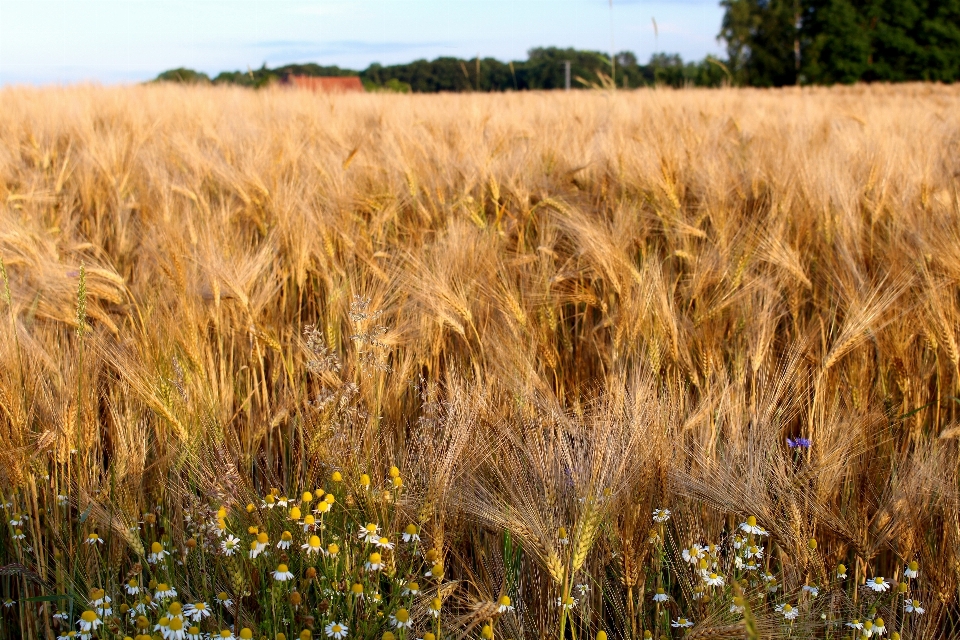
[75,263,87,339]
[572,504,602,573]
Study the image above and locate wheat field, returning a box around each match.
[0,83,959,639]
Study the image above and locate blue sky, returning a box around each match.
[0,0,726,85]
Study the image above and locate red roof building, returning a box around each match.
[287,76,365,93]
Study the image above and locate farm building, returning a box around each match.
[286,75,365,93]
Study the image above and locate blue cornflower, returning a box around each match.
[787,437,811,449]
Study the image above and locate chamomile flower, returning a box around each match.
[276,496,289,508]
[375,536,395,550]
[682,545,706,563]
[148,541,169,564]
[557,595,577,610]
[89,589,111,616]
[12,528,25,540]
[84,533,104,545]
[272,564,295,581]
[302,535,322,556]
[255,532,269,554]
[496,595,514,613]
[167,617,187,640]
[802,585,819,597]
[402,524,420,543]
[873,618,887,634]
[326,543,340,557]
[262,494,276,509]
[325,621,348,639]
[302,514,317,531]
[729,596,745,614]
[836,564,847,579]
[846,620,863,630]
[58,495,69,506]
[746,545,763,559]
[54,611,70,621]
[428,598,442,618]
[155,583,177,601]
[558,527,569,545]
[652,508,671,523]
[905,599,924,614]
[653,588,669,603]
[365,552,384,571]
[671,618,694,628]
[867,577,890,592]
[183,602,210,622]
[904,561,919,579]
[221,535,241,556]
[278,531,293,550]
[217,630,236,640]
[57,632,75,640]
[775,603,799,620]
[126,579,141,595]
[216,592,233,608]
[704,573,725,587]
[359,523,380,543]
[187,626,203,640]
[3,599,14,609]
[739,516,768,536]
[391,609,413,629]
[77,611,102,633]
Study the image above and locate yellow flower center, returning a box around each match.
[499,595,511,606]
[369,553,382,564]
[328,543,340,554]
[281,531,292,541]
[169,602,182,615]
[81,611,97,622]
[395,609,409,623]
[352,583,363,594]
[277,564,289,573]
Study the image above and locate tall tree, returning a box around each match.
[721,0,801,86]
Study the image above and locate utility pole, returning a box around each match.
[564,60,571,91]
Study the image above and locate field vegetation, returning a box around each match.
[1,83,959,639]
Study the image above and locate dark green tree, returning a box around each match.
[721,0,800,86]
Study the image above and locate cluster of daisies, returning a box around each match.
[7,468,518,640]
[638,508,930,638]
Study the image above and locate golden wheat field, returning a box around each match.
[1,83,959,640]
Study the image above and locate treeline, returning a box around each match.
[155,47,727,91]
[722,0,960,86]
[156,0,959,91]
